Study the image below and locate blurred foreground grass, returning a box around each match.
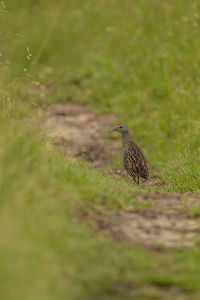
[1,0,200,299]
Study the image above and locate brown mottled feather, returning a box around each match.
[123,139,149,180]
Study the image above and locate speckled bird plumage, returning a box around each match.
[111,124,149,184]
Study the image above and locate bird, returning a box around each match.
[110,124,149,184]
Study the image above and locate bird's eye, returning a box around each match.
[118,125,123,128]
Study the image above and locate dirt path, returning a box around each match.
[78,192,200,249]
[40,103,163,184]
[39,103,200,249]
[41,103,119,167]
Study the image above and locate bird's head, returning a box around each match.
[110,124,129,133]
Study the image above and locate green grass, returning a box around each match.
[2,0,200,190]
[1,0,200,299]
[1,114,200,300]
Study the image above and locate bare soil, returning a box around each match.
[78,193,200,249]
[40,103,200,249]
[41,103,120,168]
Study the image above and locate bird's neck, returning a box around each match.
[122,131,131,149]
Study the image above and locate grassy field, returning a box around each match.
[1,0,200,299]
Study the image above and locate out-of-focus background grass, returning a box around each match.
[2,0,200,191]
[1,0,200,299]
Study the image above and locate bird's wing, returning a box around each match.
[126,140,149,179]
[137,150,149,178]
[123,150,139,177]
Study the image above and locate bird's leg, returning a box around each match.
[136,176,140,185]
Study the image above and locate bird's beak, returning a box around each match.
[110,127,118,132]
